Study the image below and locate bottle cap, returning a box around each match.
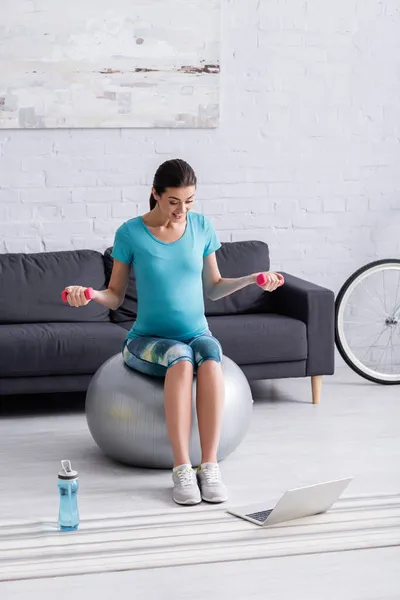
[58,459,78,480]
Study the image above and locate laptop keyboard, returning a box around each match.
[246,509,273,523]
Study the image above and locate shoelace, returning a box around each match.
[177,468,195,488]
[201,465,221,485]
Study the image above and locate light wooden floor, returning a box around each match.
[3,547,400,600]
[1,365,399,598]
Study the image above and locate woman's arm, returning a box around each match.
[94,259,131,310]
[64,259,130,310]
[202,253,281,301]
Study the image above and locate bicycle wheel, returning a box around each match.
[335,259,400,384]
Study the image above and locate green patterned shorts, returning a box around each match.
[123,330,223,377]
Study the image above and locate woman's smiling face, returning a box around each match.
[152,186,196,223]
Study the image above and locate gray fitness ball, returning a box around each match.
[86,354,253,469]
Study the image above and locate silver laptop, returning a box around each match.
[227,477,352,526]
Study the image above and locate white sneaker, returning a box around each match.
[172,465,201,505]
[197,463,228,503]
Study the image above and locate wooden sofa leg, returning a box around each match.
[311,376,322,405]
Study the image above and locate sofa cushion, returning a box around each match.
[104,239,272,322]
[117,313,307,366]
[0,250,110,324]
[0,322,126,377]
[103,247,137,322]
[207,314,307,365]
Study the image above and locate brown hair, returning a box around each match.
[149,159,197,210]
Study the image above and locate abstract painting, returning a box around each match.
[0,0,220,129]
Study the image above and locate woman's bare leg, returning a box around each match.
[196,360,225,464]
[164,360,194,467]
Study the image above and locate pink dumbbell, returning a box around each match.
[256,273,285,287]
[61,287,94,303]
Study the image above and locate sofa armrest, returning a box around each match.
[271,273,335,376]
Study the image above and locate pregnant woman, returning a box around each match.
[64,159,282,505]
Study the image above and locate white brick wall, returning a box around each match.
[1,0,399,292]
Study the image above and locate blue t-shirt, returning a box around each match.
[111,212,221,341]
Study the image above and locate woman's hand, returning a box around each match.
[256,272,284,292]
[63,286,94,307]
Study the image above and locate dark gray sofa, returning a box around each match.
[0,240,334,403]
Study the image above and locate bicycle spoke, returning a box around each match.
[346,290,386,324]
[388,340,393,374]
[346,301,384,318]
[361,279,387,317]
[346,331,389,364]
[345,324,386,343]
[388,331,397,374]
[344,307,386,329]
[391,342,395,373]
[359,325,388,364]
[382,269,388,314]
[343,320,383,325]
[343,327,385,348]
[375,268,396,315]
[376,328,395,370]
[392,271,400,317]
[374,326,399,374]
